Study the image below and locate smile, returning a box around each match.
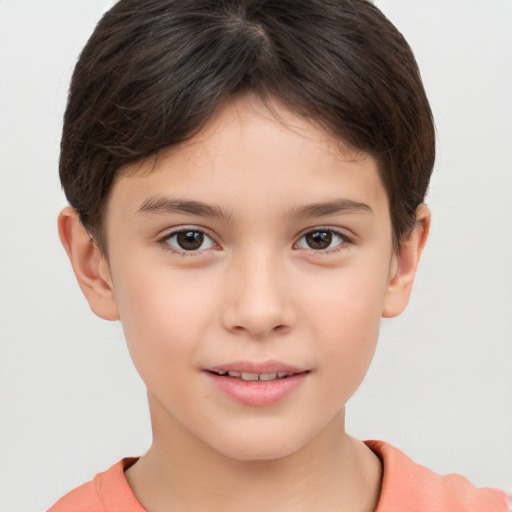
[204,362,309,407]
[208,370,299,381]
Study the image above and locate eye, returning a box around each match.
[295,229,347,251]
[162,229,216,253]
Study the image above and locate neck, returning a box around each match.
[126,400,382,512]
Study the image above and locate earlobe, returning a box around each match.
[58,206,120,321]
[382,205,431,318]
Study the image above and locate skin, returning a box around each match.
[59,95,430,512]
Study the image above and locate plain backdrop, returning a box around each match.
[0,1,511,510]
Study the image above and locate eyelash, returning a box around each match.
[159,227,218,257]
[158,226,352,256]
[294,227,352,255]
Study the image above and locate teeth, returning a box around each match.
[259,373,277,381]
[241,372,259,381]
[213,370,296,380]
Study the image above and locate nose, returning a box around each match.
[221,250,296,339]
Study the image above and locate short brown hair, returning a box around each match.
[60,0,435,251]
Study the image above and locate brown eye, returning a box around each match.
[177,231,204,250]
[305,231,332,250]
[164,230,215,252]
[296,229,346,251]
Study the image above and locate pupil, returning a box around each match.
[307,231,332,250]
[177,231,203,250]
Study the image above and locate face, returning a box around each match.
[100,96,399,461]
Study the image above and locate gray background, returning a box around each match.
[0,1,511,510]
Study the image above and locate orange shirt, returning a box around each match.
[48,441,510,512]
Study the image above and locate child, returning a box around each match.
[49,0,510,510]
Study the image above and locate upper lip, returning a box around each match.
[205,360,308,375]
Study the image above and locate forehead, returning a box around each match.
[108,95,389,221]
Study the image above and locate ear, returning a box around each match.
[382,205,431,318]
[58,206,120,321]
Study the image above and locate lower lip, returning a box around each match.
[204,372,308,407]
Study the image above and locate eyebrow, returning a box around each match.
[136,196,372,219]
[137,196,232,219]
[287,199,373,218]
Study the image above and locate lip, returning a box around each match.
[207,360,306,375]
[203,360,309,407]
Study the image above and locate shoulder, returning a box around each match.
[48,478,103,512]
[366,440,511,512]
[48,458,144,512]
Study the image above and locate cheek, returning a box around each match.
[111,263,217,375]
[302,258,389,332]
[315,294,380,384]
[299,260,389,386]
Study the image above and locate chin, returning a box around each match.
[201,421,316,462]
[217,441,301,462]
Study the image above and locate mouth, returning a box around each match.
[207,369,305,381]
[203,362,309,406]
